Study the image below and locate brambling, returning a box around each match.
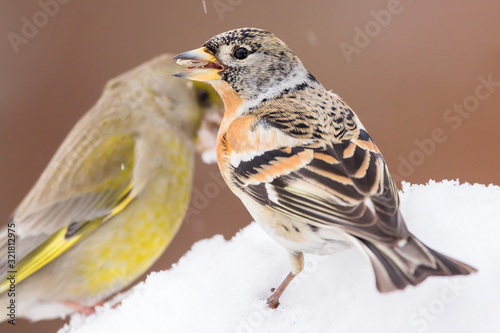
[0,54,223,321]
[173,28,476,309]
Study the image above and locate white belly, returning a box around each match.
[240,195,353,256]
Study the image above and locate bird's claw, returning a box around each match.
[266,296,280,309]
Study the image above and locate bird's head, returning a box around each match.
[174,28,315,107]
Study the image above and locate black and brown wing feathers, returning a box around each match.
[229,92,407,244]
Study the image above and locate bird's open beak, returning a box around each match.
[173,47,224,82]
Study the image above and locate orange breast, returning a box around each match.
[211,80,244,124]
[212,81,245,175]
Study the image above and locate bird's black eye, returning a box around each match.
[233,47,249,60]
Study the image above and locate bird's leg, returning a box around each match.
[109,300,122,309]
[61,299,122,315]
[267,252,304,309]
[62,300,102,315]
[266,272,296,309]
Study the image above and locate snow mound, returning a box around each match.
[60,180,500,333]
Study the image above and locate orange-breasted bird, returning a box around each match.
[173,28,476,309]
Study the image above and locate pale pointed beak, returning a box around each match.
[173,47,224,82]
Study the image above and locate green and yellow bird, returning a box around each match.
[0,54,222,321]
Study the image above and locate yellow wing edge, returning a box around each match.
[0,184,134,294]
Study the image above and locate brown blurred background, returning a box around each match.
[1,0,499,331]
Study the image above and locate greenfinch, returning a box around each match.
[0,54,223,321]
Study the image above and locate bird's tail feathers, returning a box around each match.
[356,234,477,293]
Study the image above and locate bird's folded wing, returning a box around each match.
[230,130,406,244]
[0,134,137,290]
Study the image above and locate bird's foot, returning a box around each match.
[265,271,296,309]
[62,300,104,315]
[266,295,280,309]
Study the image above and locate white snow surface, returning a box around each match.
[60,180,500,333]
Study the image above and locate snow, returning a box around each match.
[59,180,500,333]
